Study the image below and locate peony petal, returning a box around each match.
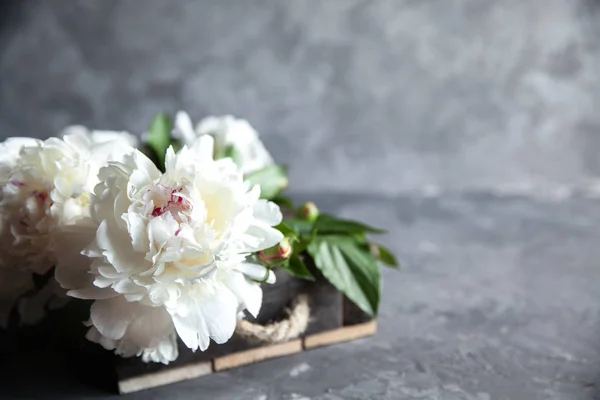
[95,220,144,273]
[164,146,177,172]
[253,200,283,226]
[124,293,145,302]
[90,131,138,164]
[141,333,179,364]
[113,279,140,294]
[218,269,263,317]
[171,310,206,352]
[235,262,276,284]
[90,297,141,340]
[171,282,238,351]
[61,127,93,150]
[125,305,175,348]
[67,287,117,300]
[0,137,41,163]
[125,212,149,253]
[173,111,197,146]
[147,214,179,250]
[91,130,138,146]
[242,222,283,253]
[192,135,215,161]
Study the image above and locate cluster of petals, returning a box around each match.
[173,112,274,175]
[62,136,283,363]
[0,128,136,326]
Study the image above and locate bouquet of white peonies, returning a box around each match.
[0,112,397,365]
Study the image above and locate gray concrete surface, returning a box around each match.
[2,1,600,399]
[2,192,600,399]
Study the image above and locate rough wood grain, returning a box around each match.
[118,361,212,394]
[303,321,377,349]
[213,339,303,371]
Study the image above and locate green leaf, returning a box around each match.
[280,218,315,253]
[244,165,288,200]
[275,222,299,242]
[146,113,173,169]
[314,214,387,235]
[307,236,380,316]
[272,194,295,209]
[281,254,314,280]
[374,243,399,268]
[283,218,314,238]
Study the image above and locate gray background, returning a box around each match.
[2,0,600,196]
[2,1,600,399]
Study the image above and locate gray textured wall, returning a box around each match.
[1,0,600,195]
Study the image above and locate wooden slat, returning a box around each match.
[118,361,212,394]
[303,320,377,349]
[213,339,302,371]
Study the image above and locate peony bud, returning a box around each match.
[258,238,293,265]
[296,202,319,222]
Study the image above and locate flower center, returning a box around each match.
[149,185,192,223]
[75,191,91,207]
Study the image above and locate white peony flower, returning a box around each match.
[0,137,42,326]
[0,127,137,326]
[173,112,274,175]
[65,136,283,363]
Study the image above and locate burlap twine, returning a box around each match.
[234,294,310,344]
